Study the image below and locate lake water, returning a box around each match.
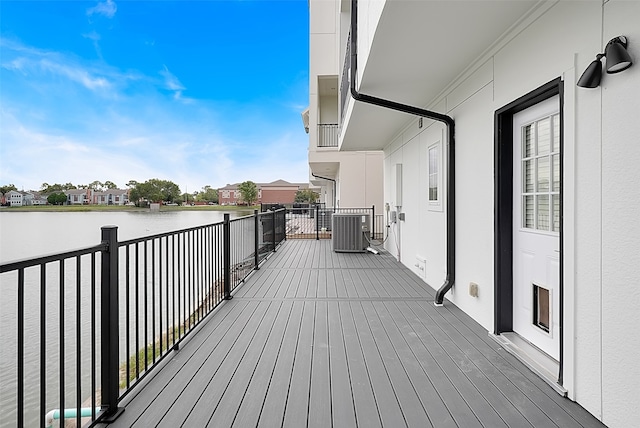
[0,209,253,428]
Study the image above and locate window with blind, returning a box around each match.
[521,114,560,232]
[427,141,442,211]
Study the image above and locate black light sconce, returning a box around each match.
[577,36,633,88]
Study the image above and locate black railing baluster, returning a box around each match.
[165,236,169,350]
[59,259,65,427]
[181,231,186,332]
[372,205,375,242]
[172,234,177,349]
[125,245,130,389]
[17,268,24,428]
[223,214,231,299]
[158,238,163,360]
[76,255,81,428]
[187,230,190,327]
[91,253,96,422]
[198,228,203,318]
[316,205,320,240]
[144,240,148,371]
[135,242,140,379]
[272,209,277,252]
[40,264,46,428]
[152,238,156,363]
[254,210,260,270]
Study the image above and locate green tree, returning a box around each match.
[195,185,218,203]
[129,179,181,205]
[104,181,118,189]
[180,192,196,204]
[88,180,104,191]
[0,184,18,195]
[47,192,67,205]
[40,183,76,193]
[238,181,258,206]
[294,189,319,203]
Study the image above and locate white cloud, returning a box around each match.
[159,65,190,101]
[40,59,110,90]
[87,0,117,19]
[83,31,103,59]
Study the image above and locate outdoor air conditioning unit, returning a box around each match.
[332,213,370,253]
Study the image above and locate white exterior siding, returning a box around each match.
[600,3,640,426]
[308,0,384,210]
[324,1,640,426]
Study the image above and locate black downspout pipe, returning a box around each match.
[311,172,337,210]
[349,0,455,305]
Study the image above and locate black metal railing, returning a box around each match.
[318,124,339,147]
[262,204,378,241]
[0,209,286,428]
[340,32,351,119]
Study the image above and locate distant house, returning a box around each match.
[260,180,312,204]
[6,190,23,207]
[65,189,92,205]
[218,180,317,205]
[30,193,47,205]
[22,191,47,206]
[92,189,129,205]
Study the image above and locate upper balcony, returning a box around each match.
[318,123,339,148]
[339,1,540,151]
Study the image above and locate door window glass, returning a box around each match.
[521,113,560,232]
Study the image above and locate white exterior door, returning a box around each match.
[512,96,560,360]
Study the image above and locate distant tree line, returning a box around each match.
[0,180,220,206]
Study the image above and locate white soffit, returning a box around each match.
[342,0,540,151]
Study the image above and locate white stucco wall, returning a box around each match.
[319,94,338,123]
[336,151,383,210]
[375,1,639,426]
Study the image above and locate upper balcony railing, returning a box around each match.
[340,32,351,120]
[0,209,286,428]
[317,124,339,148]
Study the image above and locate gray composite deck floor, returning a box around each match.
[102,239,604,428]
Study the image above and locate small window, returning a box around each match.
[427,141,442,211]
[521,114,560,232]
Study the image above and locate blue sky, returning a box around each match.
[0,0,309,193]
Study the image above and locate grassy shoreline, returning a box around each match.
[0,204,259,213]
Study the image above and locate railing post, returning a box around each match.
[316,205,320,241]
[223,214,232,300]
[100,226,124,421]
[372,204,375,241]
[272,209,277,252]
[282,209,287,242]
[254,210,260,270]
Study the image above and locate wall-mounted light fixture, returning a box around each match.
[577,36,633,88]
